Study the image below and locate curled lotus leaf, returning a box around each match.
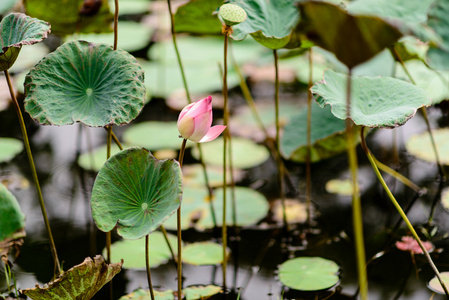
[0,13,50,71]
[24,40,146,127]
[91,147,182,240]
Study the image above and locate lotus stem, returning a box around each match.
[273,49,288,231]
[360,127,449,298]
[177,138,187,300]
[113,0,119,51]
[145,235,156,300]
[391,47,446,180]
[4,69,62,276]
[345,68,368,299]
[306,47,313,226]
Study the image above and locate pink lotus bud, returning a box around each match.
[177,96,226,143]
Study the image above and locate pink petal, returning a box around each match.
[177,115,194,139]
[184,96,212,118]
[199,125,226,143]
[189,111,212,142]
[178,102,195,122]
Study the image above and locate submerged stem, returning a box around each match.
[145,235,155,300]
[345,68,368,299]
[4,69,61,276]
[360,127,449,298]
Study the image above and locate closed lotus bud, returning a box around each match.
[177,96,226,143]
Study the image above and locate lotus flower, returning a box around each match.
[177,96,226,143]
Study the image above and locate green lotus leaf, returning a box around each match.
[123,121,194,151]
[24,40,146,127]
[0,13,50,71]
[347,0,439,44]
[428,272,449,294]
[278,257,340,291]
[108,0,150,15]
[182,164,245,188]
[0,137,23,163]
[295,1,402,68]
[119,289,174,300]
[406,128,449,165]
[230,0,300,49]
[311,70,431,128]
[163,186,269,230]
[106,231,178,269]
[91,147,182,239]
[426,0,449,70]
[65,21,154,53]
[21,255,122,300]
[0,183,25,241]
[191,137,270,169]
[25,0,113,36]
[0,0,18,14]
[184,285,222,300]
[281,102,350,163]
[325,179,353,196]
[182,242,229,265]
[174,0,223,34]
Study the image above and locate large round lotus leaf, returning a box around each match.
[281,101,350,162]
[21,255,122,300]
[346,0,439,44]
[0,183,25,241]
[182,242,229,266]
[105,231,178,269]
[65,21,153,53]
[174,0,223,34]
[427,0,449,70]
[295,1,402,68]
[406,128,449,165]
[230,0,300,49]
[119,289,174,300]
[77,144,132,172]
[396,59,449,104]
[163,186,269,230]
[191,137,270,169]
[0,13,50,71]
[24,40,146,127]
[0,138,23,163]
[278,257,340,291]
[123,121,194,150]
[0,0,18,14]
[311,70,431,128]
[24,0,113,36]
[184,285,222,300]
[91,147,182,239]
[428,272,449,294]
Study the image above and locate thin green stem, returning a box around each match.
[160,225,177,271]
[392,47,445,180]
[177,138,187,300]
[273,49,288,231]
[222,25,230,290]
[306,47,313,226]
[345,68,368,299]
[4,69,61,276]
[145,235,155,300]
[360,127,449,298]
[106,126,112,266]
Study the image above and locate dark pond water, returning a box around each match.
[1,90,449,300]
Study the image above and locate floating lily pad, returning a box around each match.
[108,0,150,15]
[182,164,245,188]
[281,101,349,162]
[174,0,223,34]
[123,121,194,151]
[25,0,114,36]
[428,272,449,294]
[24,40,146,127]
[0,138,23,163]
[278,257,340,291]
[272,199,308,224]
[65,21,153,53]
[184,285,222,300]
[296,1,402,68]
[77,143,131,172]
[91,147,182,239]
[119,289,174,300]
[191,137,270,169]
[21,255,123,300]
[406,128,449,165]
[426,0,449,70]
[325,179,353,196]
[0,183,25,241]
[230,0,299,49]
[182,242,229,265]
[163,186,269,230]
[106,231,178,269]
[311,70,431,128]
[0,13,50,71]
